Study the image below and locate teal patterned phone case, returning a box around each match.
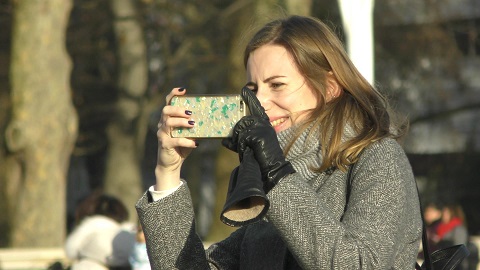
[170,95,247,138]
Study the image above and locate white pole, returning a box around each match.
[339,0,375,84]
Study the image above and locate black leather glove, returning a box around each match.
[222,86,295,193]
[220,147,269,227]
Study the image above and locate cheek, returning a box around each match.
[277,100,311,117]
[300,86,320,109]
[275,98,298,112]
[271,88,319,112]
[295,95,318,111]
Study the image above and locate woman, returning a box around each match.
[436,203,468,249]
[136,15,422,269]
[435,203,469,270]
[418,201,442,258]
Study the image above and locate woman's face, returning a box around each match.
[246,44,319,133]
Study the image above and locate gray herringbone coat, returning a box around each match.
[136,129,422,270]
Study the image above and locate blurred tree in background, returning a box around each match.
[103,0,147,229]
[0,0,479,248]
[0,0,77,247]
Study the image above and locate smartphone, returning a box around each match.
[170,94,248,138]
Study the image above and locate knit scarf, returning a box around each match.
[276,122,356,175]
[276,124,323,183]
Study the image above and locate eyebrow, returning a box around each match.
[264,75,286,82]
[246,75,287,87]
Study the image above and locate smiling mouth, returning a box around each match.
[270,118,286,127]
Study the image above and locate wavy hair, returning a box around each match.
[244,15,407,172]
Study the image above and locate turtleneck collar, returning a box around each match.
[276,123,320,161]
[276,121,357,169]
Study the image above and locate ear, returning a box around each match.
[326,72,341,102]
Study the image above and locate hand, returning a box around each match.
[222,86,295,192]
[155,87,197,190]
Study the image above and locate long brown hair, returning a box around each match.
[244,15,407,172]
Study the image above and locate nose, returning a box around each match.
[255,87,271,111]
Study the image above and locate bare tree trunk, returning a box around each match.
[3,0,76,247]
[104,0,147,223]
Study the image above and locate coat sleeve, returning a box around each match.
[136,181,209,270]
[266,138,423,269]
[135,180,245,270]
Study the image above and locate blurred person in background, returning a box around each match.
[436,202,468,249]
[423,201,443,251]
[417,200,444,263]
[129,221,150,270]
[435,202,470,270]
[65,190,135,270]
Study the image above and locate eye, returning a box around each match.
[270,82,284,90]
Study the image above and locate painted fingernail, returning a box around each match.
[185,110,192,115]
[188,120,195,125]
[178,87,185,92]
[195,141,199,147]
